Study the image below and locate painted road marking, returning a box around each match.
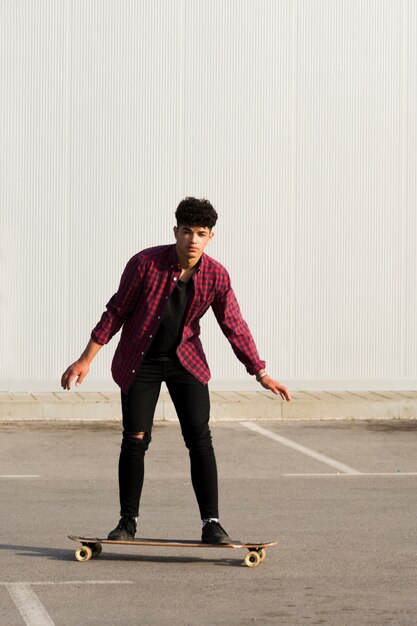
[241,421,363,475]
[6,584,54,626]
[3,581,133,626]
[2,581,134,586]
[0,475,39,478]
[284,472,417,477]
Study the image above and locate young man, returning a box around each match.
[61,197,291,544]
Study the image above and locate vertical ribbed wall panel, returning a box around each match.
[1,1,416,390]
[1,2,69,385]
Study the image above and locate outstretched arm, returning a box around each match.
[211,272,291,401]
[61,339,102,390]
[61,253,144,390]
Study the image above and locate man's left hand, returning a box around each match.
[259,376,292,401]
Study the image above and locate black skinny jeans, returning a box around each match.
[118,357,218,520]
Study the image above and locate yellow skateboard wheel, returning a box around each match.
[75,545,93,562]
[244,551,261,567]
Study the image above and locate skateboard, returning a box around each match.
[68,535,277,568]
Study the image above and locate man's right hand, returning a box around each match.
[61,359,90,390]
[61,339,102,390]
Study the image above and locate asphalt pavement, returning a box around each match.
[1,419,416,625]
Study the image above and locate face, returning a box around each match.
[174,224,214,261]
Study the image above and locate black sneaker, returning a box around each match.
[107,516,137,540]
[202,521,231,544]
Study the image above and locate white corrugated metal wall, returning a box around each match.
[1,0,416,391]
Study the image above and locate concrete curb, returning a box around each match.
[1,390,417,422]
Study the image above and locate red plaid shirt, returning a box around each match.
[91,244,266,392]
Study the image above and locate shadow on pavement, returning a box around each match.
[0,543,245,567]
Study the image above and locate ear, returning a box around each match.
[209,230,214,241]
[173,226,178,239]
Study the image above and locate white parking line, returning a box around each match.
[3,581,133,626]
[2,581,134,586]
[241,422,363,475]
[6,584,54,626]
[284,473,417,477]
[0,475,39,478]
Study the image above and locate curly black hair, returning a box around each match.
[175,197,218,230]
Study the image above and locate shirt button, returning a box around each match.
[149,334,153,338]
[173,277,177,281]
[141,352,145,355]
[157,316,161,319]
[132,370,135,374]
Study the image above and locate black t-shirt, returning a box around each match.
[146,279,192,360]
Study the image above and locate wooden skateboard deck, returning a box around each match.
[68,535,277,568]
